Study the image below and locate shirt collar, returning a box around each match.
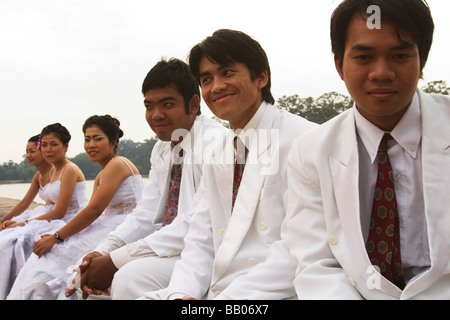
[166,115,201,163]
[231,101,267,151]
[355,91,422,163]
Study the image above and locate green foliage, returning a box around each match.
[277,91,353,124]
[212,116,230,129]
[118,138,156,176]
[0,160,37,182]
[421,80,449,95]
[70,152,102,181]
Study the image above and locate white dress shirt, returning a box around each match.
[354,92,431,281]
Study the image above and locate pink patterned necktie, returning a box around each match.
[162,159,183,226]
[232,137,247,212]
[366,133,405,289]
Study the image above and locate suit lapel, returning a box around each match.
[330,113,403,296]
[402,92,450,298]
[177,119,201,215]
[329,114,371,275]
[154,143,172,220]
[212,105,275,282]
[212,132,235,218]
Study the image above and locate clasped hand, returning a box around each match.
[65,252,118,299]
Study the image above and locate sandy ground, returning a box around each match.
[0,197,40,219]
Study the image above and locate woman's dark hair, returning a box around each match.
[330,0,434,77]
[142,58,201,115]
[40,123,71,145]
[188,29,275,105]
[28,134,40,143]
[83,114,124,153]
[28,134,41,150]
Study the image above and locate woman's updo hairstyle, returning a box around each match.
[82,115,124,153]
[40,123,71,145]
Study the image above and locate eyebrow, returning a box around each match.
[143,96,177,104]
[351,41,416,52]
[85,134,103,138]
[41,139,59,144]
[199,62,235,79]
[199,71,210,79]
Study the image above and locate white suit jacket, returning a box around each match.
[105,115,227,257]
[160,102,317,300]
[286,90,450,299]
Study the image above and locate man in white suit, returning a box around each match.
[65,58,226,299]
[287,0,450,299]
[143,29,316,300]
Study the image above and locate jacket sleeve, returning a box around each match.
[143,187,200,257]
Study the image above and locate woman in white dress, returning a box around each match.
[1,134,52,229]
[0,135,52,299]
[8,115,144,300]
[0,124,87,299]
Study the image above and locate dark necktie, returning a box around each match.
[366,133,405,289]
[162,154,183,226]
[232,137,247,212]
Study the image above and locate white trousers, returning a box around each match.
[111,255,179,300]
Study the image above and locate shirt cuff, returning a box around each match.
[109,238,156,269]
[93,235,126,256]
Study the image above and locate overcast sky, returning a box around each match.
[1,0,449,164]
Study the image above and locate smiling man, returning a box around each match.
[142,29,316,300]
[286,0,450,299]
[65,58,227,300]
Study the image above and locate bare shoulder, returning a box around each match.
[104,156,140,177]
[64,162,86,182]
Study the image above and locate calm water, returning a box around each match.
[0,178,148,205]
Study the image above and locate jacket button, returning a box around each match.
[259,222,267,231]
[328,235,338,246]
[219,228,226,236]
[248,257,256,264]
[347,277,357,287]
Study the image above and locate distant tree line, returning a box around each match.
[421,80,450,96]
[277,91,354,124]
[276,80,449,124]
[1,80,448,183]
[0,138,157,183]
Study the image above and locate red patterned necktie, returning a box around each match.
[162,160,182,226]
[232,137,247,212]
[366,133,405,289]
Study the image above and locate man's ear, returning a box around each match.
[419,57,426,79]
[256,70,269,90]
[334,56,344,80]
[189,94,200,115]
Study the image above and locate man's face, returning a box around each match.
[198,57,268,130]
[335,14,421,131]
[144,85,198,142]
